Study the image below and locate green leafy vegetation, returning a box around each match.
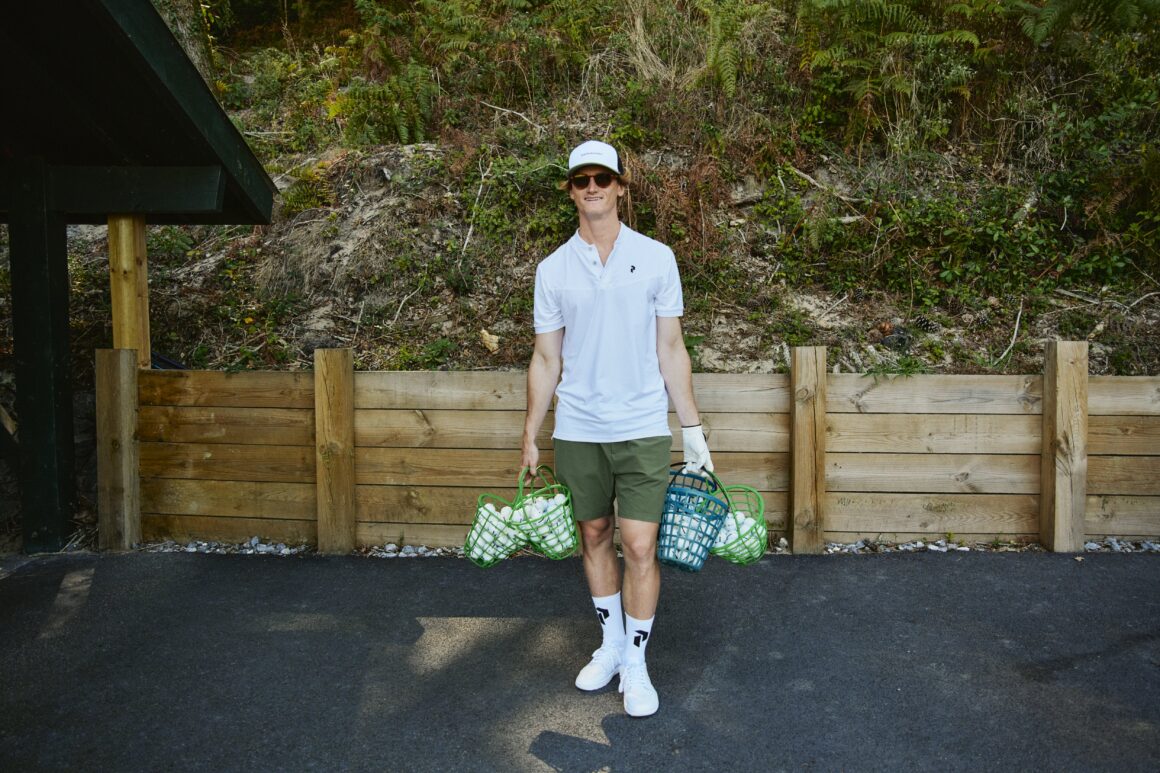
[5,0,1154,379]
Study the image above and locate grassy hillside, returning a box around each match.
[2,0,1158,383]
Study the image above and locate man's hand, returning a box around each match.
[682,424,713,473]
[521,440,539,472]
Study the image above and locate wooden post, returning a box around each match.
[790,346,827,553]
[1040,340,1088,552]
[315,348,356,553]
[97,349,141,550]
[108,214,151,369]
[9,156,76,552]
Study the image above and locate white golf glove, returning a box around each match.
[682,424,714,473]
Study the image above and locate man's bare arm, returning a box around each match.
[522,329,564,469]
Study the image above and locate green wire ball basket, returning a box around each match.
[514,465,579,560]
[464,492,527,568]
[709,485,768,565]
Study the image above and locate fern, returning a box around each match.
[800,0,982,152]
[337,63,438,146]
[695,0,763,101]
[1012,0,1160,46]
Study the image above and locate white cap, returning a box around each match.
[567,140,621,176]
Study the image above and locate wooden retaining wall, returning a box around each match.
[96,342,1160,553]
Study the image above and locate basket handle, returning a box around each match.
[669,462,736,511]
[669,461,724,490]
[516,464,559,500]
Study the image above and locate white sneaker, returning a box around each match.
[575,645,623,691]
[619,661,659,717]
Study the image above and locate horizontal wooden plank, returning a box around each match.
[354,371,791,413]
[141,478,316,519]
[1089,415,1160,456]
[354,485,788,527]
[141,514,317,545]
[827,374,1043,415]
[356,409,544,449]
[1085,496,1160,537]
[355,371,526,410]
[822,531,1039,544]
[827,414,1040,454]
[139,406,314,446]
[691,374,791,413]
[140,370,314,409]
[826,453,1040,494]
[1088,376,1160,416]
[354,448,788,490]
[140,442,315,483]
[354,410,789,452]
[825,493,1038,535]
[356,522,469,548]
[1088,456,1160,496]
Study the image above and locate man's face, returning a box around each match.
[568,165,622,218]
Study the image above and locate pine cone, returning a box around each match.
[911,314,939,334]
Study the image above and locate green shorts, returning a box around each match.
[554,436,672,523]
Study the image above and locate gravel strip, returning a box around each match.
[133,535,1159,560]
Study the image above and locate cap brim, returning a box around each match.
[567,163,620,176]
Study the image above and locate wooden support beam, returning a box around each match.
[7,156,75,552]
[97,349,141,550]
[50,166,226,215]
[1040,340,1089,552]
[315,348,355,553]
[790,346,827,553]
[108,214,151,368]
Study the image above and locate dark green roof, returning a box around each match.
[0,0,274,224]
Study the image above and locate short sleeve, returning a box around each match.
[533,263,564,333]
[654,249,683,317]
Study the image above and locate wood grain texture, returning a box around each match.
[827,453,1040,494]
[1088,415,1160,455]
[141,514,316,545]
[827,413,1040,454]
[1039,341,1088,552]
[828,374,1043,415]
[107,215,150,368]
[1088,456,1160,495]
[96,350,141,550]
[790,347,826,553]
[315,349,356,553]
[141,478,316,519]
[138,406,314,446]
[140,442,315,483]
[1084,495,1160,537]
[825,492,1038,535]
[139,370,314,408]
[1088,376,1160,416]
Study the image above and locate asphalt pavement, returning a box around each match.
[1,550,1158,772]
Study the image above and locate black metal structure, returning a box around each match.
[0,0,275,552]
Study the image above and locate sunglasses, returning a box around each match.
[569,172,619,190]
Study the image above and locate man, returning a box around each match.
[520,140,713,718]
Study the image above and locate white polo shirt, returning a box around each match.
[533,224,684,442]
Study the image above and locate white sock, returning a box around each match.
[592,592,625,650]
[624,614,654,665]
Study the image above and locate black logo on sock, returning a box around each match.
[596,607,610,626]
[633,629,650,647]
[630,265,636,273]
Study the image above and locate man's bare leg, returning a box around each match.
[617,519,660,619]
